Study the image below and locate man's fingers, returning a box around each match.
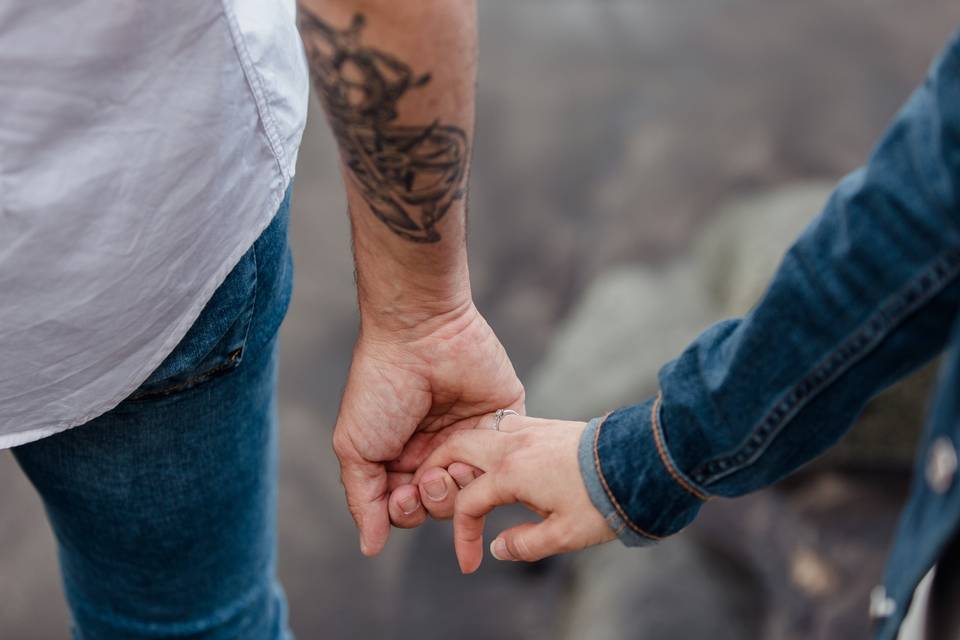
[339,456,391,556]
[490,518,566,564]
[453,473,516,573]
[418,467,459,520]
[387,472,414,491]
[388,483,427,529]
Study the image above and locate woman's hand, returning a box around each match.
[414,415,616,573]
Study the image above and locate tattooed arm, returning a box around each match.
[299,7,469,247]
[297,1,524,556]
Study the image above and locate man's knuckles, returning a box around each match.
[331,428,353,459]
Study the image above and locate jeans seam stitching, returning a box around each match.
[593,412,663,541]
[66,580,270,636]
[692,248,960,486]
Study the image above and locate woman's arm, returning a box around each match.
[418,29,960,570]
[590,28,960,547]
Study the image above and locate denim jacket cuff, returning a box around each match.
[578,415,657,547]
[578,395,706,547]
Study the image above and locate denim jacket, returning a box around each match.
[578,28,960,640]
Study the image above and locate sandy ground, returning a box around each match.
[4,1,960,638]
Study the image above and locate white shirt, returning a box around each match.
[0,0,309,447]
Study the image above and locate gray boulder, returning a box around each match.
[693,182,834,315]
[533,182,935,640]
[530,181,928,468]
[562,539,762,640]
[524,262,713,419]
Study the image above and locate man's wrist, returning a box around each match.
[356,270,474,338]
[352,211,473,336]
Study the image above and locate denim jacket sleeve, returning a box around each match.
[580,30,960,547]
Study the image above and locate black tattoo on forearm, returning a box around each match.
[298,10,468,243]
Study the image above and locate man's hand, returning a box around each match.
[297,0,488,554]
[333,301,524,556]
[413,415,616,573]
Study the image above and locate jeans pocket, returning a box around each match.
[127,246,259,401]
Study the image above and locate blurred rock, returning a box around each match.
[531,182,937,640]
[826,359,938,470]
[7,1,960,637]
[525,263,713,419]
[531,181,931,466]
[562,539,761,640]
[695,470,911,640]
[693,183,834,315]
[528,185,831,422]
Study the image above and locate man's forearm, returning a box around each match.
[298,0,477,330]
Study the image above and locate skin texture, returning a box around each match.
[298,3,612,567]
[297,0,528,556]
[298,9,468,243]
[333,303,524,554]
[414,415,616,573]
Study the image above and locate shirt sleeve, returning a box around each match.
[580,29,960,545]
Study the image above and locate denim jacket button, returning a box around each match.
[869,585,896,620]
[926,437,957,495]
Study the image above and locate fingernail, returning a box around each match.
[423,478,448,501]
[490,538,512,561]
[399,495,420,515]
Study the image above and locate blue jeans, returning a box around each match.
[12,189,295,640]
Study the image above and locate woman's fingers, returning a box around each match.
[387,471,414,491]
[388,482,427,528]
[388,465,470,525]
[413,429,512,484]
[490,519,566,563]
[453,473,517,573]
[416,466,459,519]
[385,424,470,474]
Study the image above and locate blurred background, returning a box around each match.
[5,0,960,638]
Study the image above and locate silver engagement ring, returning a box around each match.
[491,409,519,431]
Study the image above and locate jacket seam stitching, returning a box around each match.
[693,248,960,486]
[593,412,663,541]
[650,393,710,501]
